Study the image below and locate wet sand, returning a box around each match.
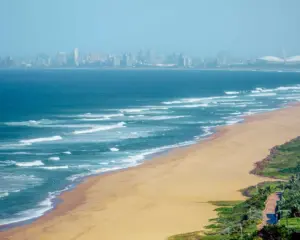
[2,105,300,240]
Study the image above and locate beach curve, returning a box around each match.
[2,105,300,240]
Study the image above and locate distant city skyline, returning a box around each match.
[1,0,300,57]
[1,47,300,69]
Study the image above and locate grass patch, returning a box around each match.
[241,181,283,197]
[252,137,300,179]
[209,201,243,207]
[279,218,300,230]
[168,231,202,240]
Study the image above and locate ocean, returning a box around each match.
[0,69,300,227]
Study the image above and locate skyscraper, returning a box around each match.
[73,48,79,66]
[56,52,67,66]
[121,53,133,67]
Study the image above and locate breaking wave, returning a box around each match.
[225,91,240,95]
[4,119,55,127]
[19,136,63,145]
[48,157,60,161]
[15,160,44,167]
[72,122,125,135]
[41,166,69,170]
[110,147,119,152]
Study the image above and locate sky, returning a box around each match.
[1,0,300,58]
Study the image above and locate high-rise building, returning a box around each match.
[146,49,154,64]
[137,50,145,64]
[112,56,121,67]
[178,54,192,68]
[121,53,133,67]
[73,48,79,66]
[178,54,185,67]
[56,52,67,66]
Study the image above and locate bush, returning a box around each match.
[258,225,293,240]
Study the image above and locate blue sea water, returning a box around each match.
[0,69,300,226]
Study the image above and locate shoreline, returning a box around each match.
[1,67,300,73]
[2,104,300,240]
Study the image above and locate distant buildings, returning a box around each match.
[178,54,192,68]
[112,56,121,67]
[55,52,67,66]
[1,48,299,69]
[121,53,134,67]
[0,56,15,68]
[73,48,79,66]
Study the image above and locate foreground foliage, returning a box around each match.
[168,137,300,240]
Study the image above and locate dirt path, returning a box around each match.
[258,192,282,229]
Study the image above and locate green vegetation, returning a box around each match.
[168,232,202,240]
[252,137,300,179]
[241,182,282,197]
[168,137,300,240]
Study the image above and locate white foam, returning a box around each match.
[249,92,277,97]
[66,141,194,182]
[77,113,124,121]
[72,122,125,135]
[48,156,60,161]
[243,108,279,116]
[201,126,215,137]
[75,164,93,169]
[78,118,108,121]
[0,192,55,226]
[19,135,62,145]
[277,96,300,100]
[99,162,109,165]
[66,166,122,181]
[176,104,209,108]
[10,152,31,155]
[81,113,124,118]
[63,151,72,155]
[251,87,274,93]
[226,118,243,125]
[162,96,238,105]
[0,173,43,200]
[41,166,69,170]
[162,100,183,105]
[148,116,186,120]
[225,91,240,95]
[4,119,55,127]
[123,141,196,164]
[127,115,184,120]
[120,108,148,113]
[249,85,300,96]
[145,106,169,110]
[0,192,9,198]
[230,111,242,116]
[15,160,44,167]
[275,85,300,91]
[110,147,119,152]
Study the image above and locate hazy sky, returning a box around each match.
[1,0,300,57]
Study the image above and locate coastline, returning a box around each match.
[1,67,300,73]
[2,104,300,240]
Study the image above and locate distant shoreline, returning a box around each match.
[0,67,300,72]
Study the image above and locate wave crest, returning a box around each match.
[72,122,125,135]
[15,160,44,167]
[19,136,63,145]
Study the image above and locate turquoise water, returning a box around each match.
[0,69,300,226]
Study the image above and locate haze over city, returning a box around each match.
[1,0,300,58]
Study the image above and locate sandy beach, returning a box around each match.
[2,105,300,240]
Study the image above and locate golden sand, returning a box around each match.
[2,105,300,240]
